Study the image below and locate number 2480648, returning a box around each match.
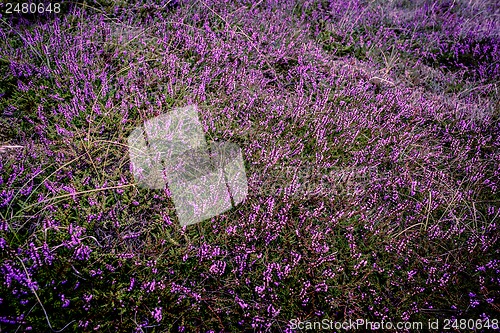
[4,3,61,14]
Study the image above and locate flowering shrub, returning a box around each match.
[0,0,499,332]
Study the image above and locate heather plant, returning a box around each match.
[0,0,499,332]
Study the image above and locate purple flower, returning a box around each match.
[151,307,162,323]
[74,245,92,261]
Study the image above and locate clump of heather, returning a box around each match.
[0,0,499,332]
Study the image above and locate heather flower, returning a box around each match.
[74,245,92,261]
[151,307,162,323]
[61,294,70,308]
[209,260,227,276]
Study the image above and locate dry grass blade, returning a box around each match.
[0,145,24,153]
